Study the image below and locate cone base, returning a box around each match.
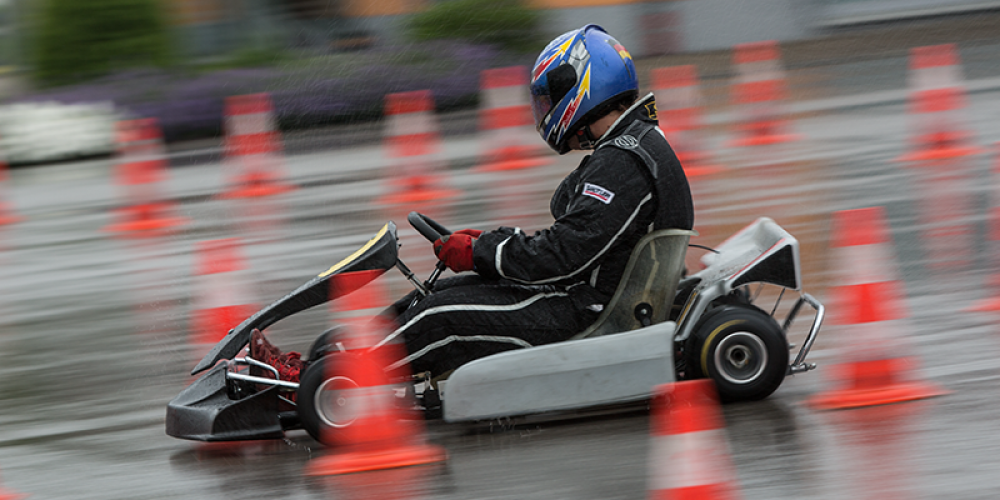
[964,296,1000,312]
[103,217,188,236]
[0,490,26,500]
[808,381,947,410]
[728,133,801,148]
[650,482,738,500]
[220,183,296,199]
[683,164,725,178]
[377,188,460,206]
[305,443,448,476]
[475,156,549,172]
[895,146,984,162]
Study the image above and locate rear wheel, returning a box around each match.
[685,304,788,402]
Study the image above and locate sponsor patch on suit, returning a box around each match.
[582,182,614,204]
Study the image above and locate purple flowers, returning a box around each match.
[17,41,531,142]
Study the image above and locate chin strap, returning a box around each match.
[575,125,599,150]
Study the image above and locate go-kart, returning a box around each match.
[166,212,823,445]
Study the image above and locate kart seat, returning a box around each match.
[572,228,696,340]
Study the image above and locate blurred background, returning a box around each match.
[1,0,1000,499]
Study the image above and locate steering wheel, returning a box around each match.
[406,212,453,300]
[408,212,452,242]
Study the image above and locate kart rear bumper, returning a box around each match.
[166,363,286,442]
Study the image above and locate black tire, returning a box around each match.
[685,304,788,403]
[307,326,344,362]
[296,353,363,446]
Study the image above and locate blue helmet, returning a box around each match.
[530,25,638,154]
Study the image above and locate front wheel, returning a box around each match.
[297,353,367,445]
[684,304,788,402]
[306,326,344,362]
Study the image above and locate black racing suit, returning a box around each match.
[379,93,694,376]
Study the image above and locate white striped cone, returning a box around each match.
[648,380,740,500]
[826,206,913,356]
[729,40,798,147]
[105,118,184,234]
[651,65,721,178]
[897,44,981,161]
[222,93,294,198]
[384,89,439,160]
[378,90,457,206]
[809,207,946,409]
[192,238,257,346]
[477,66,547,171]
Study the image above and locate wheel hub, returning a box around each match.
[315,376,361,428]
[715,331,767,384]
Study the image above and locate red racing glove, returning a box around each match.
[433,230,478,272]
[454,228,483,238]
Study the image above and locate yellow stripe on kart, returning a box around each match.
[318,224,390,278]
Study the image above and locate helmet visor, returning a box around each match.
[530,90,553,131]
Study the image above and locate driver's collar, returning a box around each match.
[597,92,656,144]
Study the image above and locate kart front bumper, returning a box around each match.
[166,363,288,442]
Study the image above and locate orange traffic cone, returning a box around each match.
[651,65,722,178]
[190,238,257,348]
[104,118,186,236]
[728,40,799,148]
[305,272,447,476]
[475,66,549,172]
[808,207,947,410]
[377,90,459,206]
[376,90,457,295]
[221,93,295,198]
[896,44,982,162]
[648,379,740,500]
[471,66,551,227]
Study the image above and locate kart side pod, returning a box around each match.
[442,321,678,422]
[442,228,695,422]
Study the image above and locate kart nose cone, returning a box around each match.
[166,363,285,442]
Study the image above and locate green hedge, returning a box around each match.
[408,0,542,53]
[33,0,171,86]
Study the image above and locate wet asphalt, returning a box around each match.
[4,19,1000,499]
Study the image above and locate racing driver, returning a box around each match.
[254,25,695,384]
[374,24,695,379]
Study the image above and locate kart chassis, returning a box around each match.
[166,213,823,443]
